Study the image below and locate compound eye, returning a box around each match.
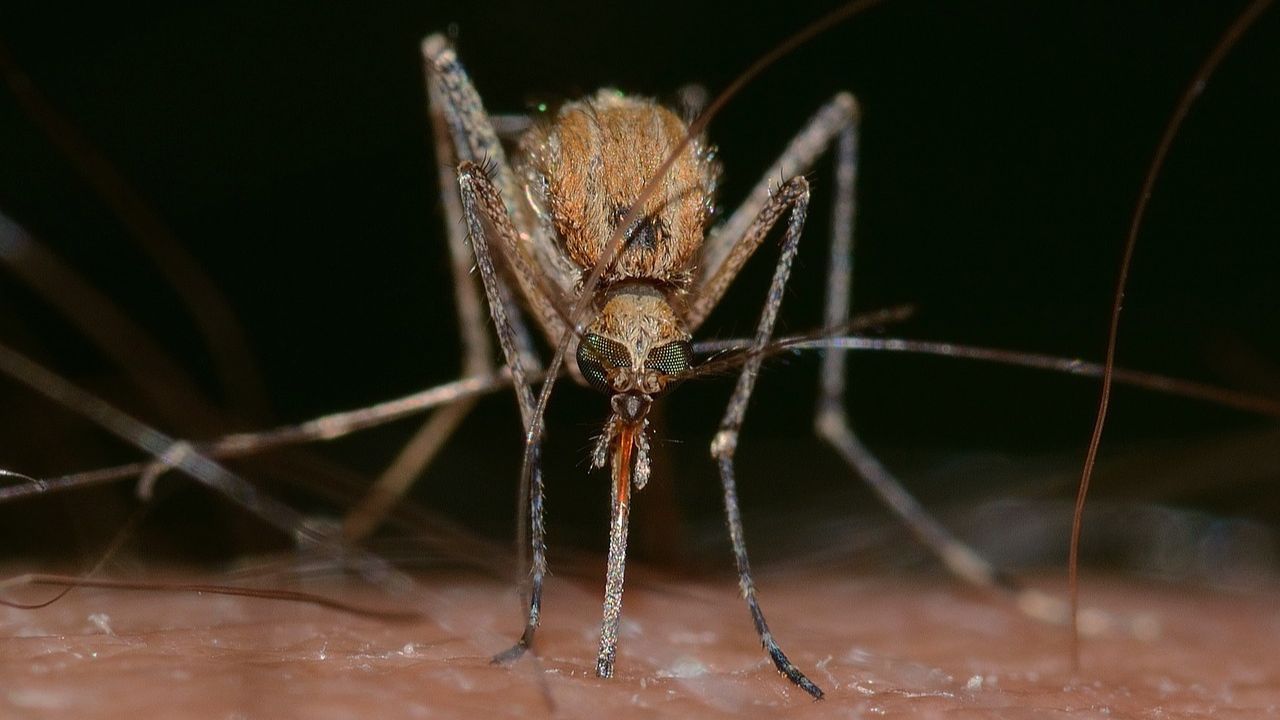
[644,340,694,378]
[577,333,631,393]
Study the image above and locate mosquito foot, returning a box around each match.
[491,639,530,665]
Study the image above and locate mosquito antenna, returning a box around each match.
[511,0,887,605]
[676,305,915,382]
[1068,0,1274,670]
[7,322,1279,513]
[686,311,1280,420]
[740,335,1280,419]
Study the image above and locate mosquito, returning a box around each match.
[0,0,1275,706]
[402,0,1280,695]
[406,6,1071,697]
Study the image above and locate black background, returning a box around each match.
[0,2,1277,570]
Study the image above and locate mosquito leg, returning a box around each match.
[710,177,824,700]
[454,161,551,664]
[489,112,534,139]
[341,42,545,540]
[808,96,1115,631]
[422,35,550,368]
[400,40,557,656]
[342,43,502,540]
[341,402,473,540]
[0,342,409,590]
[421,34,574,341]
[687,90,1038,615]
[687,93,857,330]
[423,46,503,381]
[805,100,1007,592]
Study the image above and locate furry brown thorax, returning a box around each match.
[519,89,719,286]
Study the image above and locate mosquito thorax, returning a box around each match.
[517,89,720,287]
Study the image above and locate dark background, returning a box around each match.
[0,2,1277,575]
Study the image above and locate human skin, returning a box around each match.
[2,561,1277,720]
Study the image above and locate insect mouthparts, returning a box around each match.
[611,392,651,424]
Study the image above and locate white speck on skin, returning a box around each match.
[1133,614,1163,641]
[966,675,983,691]
[846,648,874,664]
[1079,608,1112,636]
[658,657,707,678]
[667,630,717,645]
[88,613,114,636]
[450,669,474,692]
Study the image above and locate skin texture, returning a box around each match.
[2,563,1278,720]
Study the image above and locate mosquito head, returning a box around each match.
[576,285,694,410]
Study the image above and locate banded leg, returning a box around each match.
[454,162,551,663]
[421,34,554,369]
[688,93,858,329]
[694,92,1040,613]
[342,37,543,539]
[420,34,575,339]
[808,98,1039,607]
[709,176,824,700]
